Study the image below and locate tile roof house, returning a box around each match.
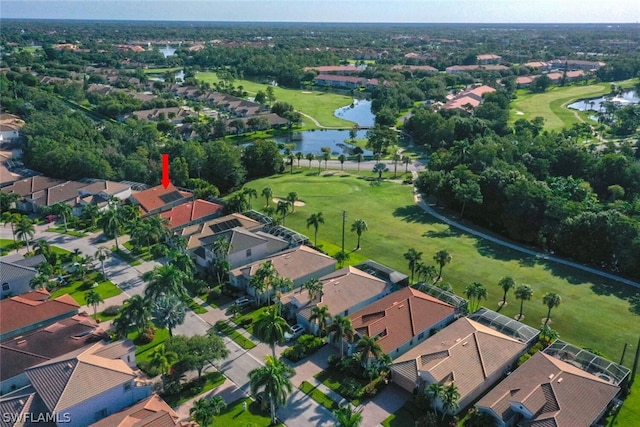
[442,85,496,111]
[181,213,265,252]
[89,394,179,427]
[130,183,193,216]
[159,199,224,231]
[24,340,151,427]
[0,254,46,299]
[0,291,80,341]
[477,54,502,64]
[280,266,392,337]
[391,317,527,412]
[348,287,456,359]
[313,74,380,90]
[0,386,54,426]
[230,245,337,298]
[476,351,620,427]
[0,313,106,394]
[1,176,85,213]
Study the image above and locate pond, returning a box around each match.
[274,130,372,156]
[334,99,375,127]
[568,90,639,111]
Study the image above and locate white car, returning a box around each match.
[235,297,251,308]
[284,324,305,342]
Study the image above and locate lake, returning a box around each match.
[275,130,372,156]
[334,99,375,127]
[568,90,639,111]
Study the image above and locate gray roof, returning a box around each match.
[206,227,268,253]
[0,386,54,427]
[13,254,47,269]
[356,260,409,285]
[0,260,37,284]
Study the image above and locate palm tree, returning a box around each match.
[143,264,187,303]
[81,203,101,229]
[30,274,49,290]
[85,289,104,319]
[99,201,124,250]
[372,162,388,179]
[53,202,73,232]
[152,294,187,336]
[433,250,452,282]
[15,217,35,253]
[392,152,401,178]
[249,356,294,426]
[338,154,347,171]
[287,153,295,174]
[441,383,460,420]
[190,398,215,427]
[542,292,562,326]
[403,248,423,285]
[415,262,437,284]
[295,151,304,168]
[514,284,533,320]
[350,219,368,250]
[322,152,331,169]
[148,344,178,383]
[333,404,363,427]
[306,212,325,246]
[2,212,23,245]
[498,276,516,309]
[286,191,299,212]
[119,295,150,334]
[34,239,51,257]
[254,307,291,357]
[335,250,350,268]
[402,155,412,173]
[464,282,487,313]
[355,153,364,171]
[276,200,290,226]
[309,305,331,337]
[306,152,315,169]
[243,187,258,210]
[355,335,383,367]
[303,278,324,301]
[261,186,273,207]
[425,383,444,415]
[209,395,227,417]
[94,247,110,278]
[327,314,355,359]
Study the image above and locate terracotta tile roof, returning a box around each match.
[442,85,496,110]
[131,183,192,214]
[0,293,79,340]
[393,317,525,403]
[25,340,138,413]
[349,287,455,355]
[477,54,502,61]
[476,352,620,426]
[304,65,360,73]
[159,199,223,230]
[90,394,179,427]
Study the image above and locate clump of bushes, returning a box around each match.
[102,305,121,316]
[282,334,325,362]
[138,326,156,344]
[207,286,222,302]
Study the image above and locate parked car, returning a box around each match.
[235,297,251,308]
[284,324,305,342]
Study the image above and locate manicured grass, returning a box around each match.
[46,227,88,237]
[184,295,208,314]
[611,381,640,426]
[95,309,120,322]
[315,369,363,406]
[299,381,340,411]
[212,398,284,427]
[143,67,183,74]
[112,248,142,266]
[122,241,154,261]
[196,72,355,129]
[215,320,257,350]
[0,238,23,255]
[49,271,122,305]
[162,371,225,408]
[232,306,269,334]
[238,174,640,365]
[129,328,170,362]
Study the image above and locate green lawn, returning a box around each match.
[196,72,355,129]
[209,398,284,427]
[237,173,639,365]
[381,400,422,427]
[129,328,170,362]
[162,371,225,408]
[183,295,208,314]
[0,238,23,255]
[46,227,88,237]
[49,271,122,305]
[232,306,270,334]
[611,381,640,426]
[315,368,363,406]
[299,380,340,411]
[112,248,142,266]
[214,320,257,350]
[143,67,183,74]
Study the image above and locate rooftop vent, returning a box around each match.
[549,374,554,380]
[462,342,468,346]
[557,378,563,383]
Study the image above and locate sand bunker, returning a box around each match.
[273,197,306,207]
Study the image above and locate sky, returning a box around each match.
[1,0,639,23]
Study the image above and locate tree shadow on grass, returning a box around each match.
[393,205,429,223]
[591,281,640,314]
[422,227,463,239]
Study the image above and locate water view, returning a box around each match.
[568,90,639,111]
[159,46,176,57]
[334,99,375,127]
[275,130,372,156]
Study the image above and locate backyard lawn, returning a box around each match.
[237,173,639,366]
[210,398,284,427]
[196,72,355,129]
[49,271,122,305]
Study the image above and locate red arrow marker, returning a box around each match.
[161,154,171,189]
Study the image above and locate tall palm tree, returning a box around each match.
[303,278,324,301]
[295,151,304,168]
[85,289,104,319]
[355,335,384,367]
[53,202,73,232]
[464,282,487,313]
[81,203,101,229]
[212,235,232,260]
[350,219,368,250]
[355,153,364,171]
[15,217,35,253]
[286,191,299,212]
[372,162,388,179]
[34,239,51,257]
[415,262,437,284]
[333,404,363,427]
[433,250,452,282]
[287,153,296,174]
[514,284,533,320]
[403,248,423,284]
[119,295,150,334]
[261,186,273,207]
[2,212,23,245]
[152,294,187,336]
[95,247,110,278]
[327,314,355,359]
[208,396,227,418]
[338,154,347,171]
[306,152,315,169]
[143,264,187,303]
[276,200,290,226]
[402,155,412,173]
[309,305,331,337]
[425,383,444,415]
[441,383,461,420]
[250,261,277,306]
[249,356,294,426]
[243,187,258,210]
[392,152,401,178]
[190,398,215,427]
[254,307,291,357]
[306,212,325,246]
[322,152,331,169]
[335,250,350,268]
[542,292,562,326]
[498,276,516,309]
[99,201,124,250]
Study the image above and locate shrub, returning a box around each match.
[340,377,363,400]
[240,317,253,327]
[139,326,156,344]
[328,354,341,369]
[282,346,306,362]
[298,334,324,352]
[103,305,121,316]
[517,353,532,366]
[208,286,222,301]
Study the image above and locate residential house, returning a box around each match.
[74,179,132,215]
[549,59,605,70]
[0,290,79,341]
[0,254,46,299]
[159,199,224,231]
[0,313,105,394]
[523,61,552,71]
[125,107,196,124]
[89,394,180,427]
[0,113,24,142]
[0,386,54,426]
[348,287,455,359]
[476,351,620,427]
[129,183,193,216]
[1,176,85,213]
[313,74,380,90]
[392,65,439,73]
[391,317,527,412]
[445,65,509,74]
[304,65,362,75]
[442,85,496,111]
[230,245,337,298]
[355,260,409,288]
[23,340,151,427]
[477,54,502,64]
[280,266,391,337]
